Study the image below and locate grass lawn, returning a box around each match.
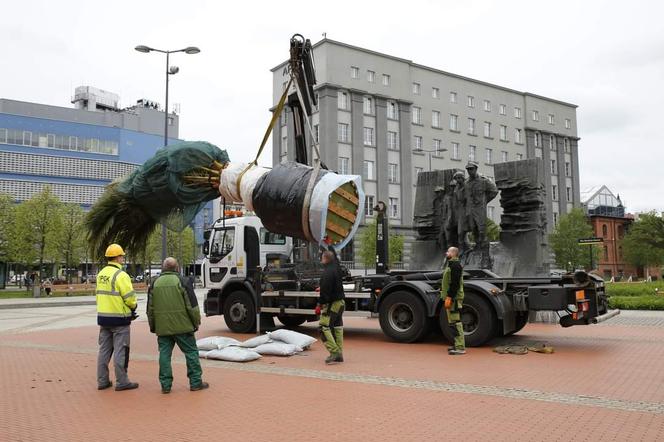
[606,281,664,310]
[0,290,94,299]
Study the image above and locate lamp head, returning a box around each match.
[135,45,152,53]
[184,46,201,54]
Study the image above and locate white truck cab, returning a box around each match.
[203,215,292,291]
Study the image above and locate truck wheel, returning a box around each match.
[505,313,529,336]
[379,291,429,343]
[277,315,307,328]
[439,291,496,347]
[223,290,256,333]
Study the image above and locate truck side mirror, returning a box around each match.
[203,230,211,240]
[202,240,210,256]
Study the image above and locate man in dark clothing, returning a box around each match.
[441,247,465,355]
[147,257,208,394]
[316,250,345,365]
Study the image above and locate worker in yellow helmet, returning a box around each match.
[96,244,139,391]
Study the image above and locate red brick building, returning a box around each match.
[583,186,657,280]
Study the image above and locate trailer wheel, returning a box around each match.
[223,290,256,333]
[277,315,307,328]
[379,291,429,343]
[439,291,496,347]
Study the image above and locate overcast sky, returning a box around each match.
[1,0,662,213]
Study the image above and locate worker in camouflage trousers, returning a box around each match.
[316,250,345,364]
[442,246,466,355]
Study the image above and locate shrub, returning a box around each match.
[605,281,664,297]
[608,295,664,310]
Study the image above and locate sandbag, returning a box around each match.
[269,329,317,349]
[196,336,240,351]
[206,347,261,362]
[239,334,272,348]
[198,350,210,359]
[252,342,302,356]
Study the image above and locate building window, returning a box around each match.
[485,148,493,164]
[501,151,508,162]
[450,91,457,103]
[412,82,421,95]
[432,110,441,128]
[516,153,523,160]
[363,127,374,146]
[488,206,495,220]
[363,96,373,114]
[514,107,522,119]
[548,114,555,125]
[413,135,423,151]
[0,128,6,143]
[338,91,349,110]
[387,131,399,150]
[553,212,558,226]
[515,128,522,144]
[484,122,491,138]
[552,185,558,201]
[281,135,288,155]
[450,114,459,131]
[550,135,556,150]
[469,145,477,162]
[382,74,391,86]
[432,87,440,99]
[412,106,422,124]
[565,162,571,176]
[313,124,319,143]
[363,160,375,180]
[351,66,359,79]
[367,70,375,83]
[452,142,460,159]
[551,159,557,174]
[365,196,375,216]
[415,166,423,176]
[338,157,349,175]
[602,224,608,237]
[388,163,399,183]
[565,118,571,129]
[483,100,491,112]
[532,110,539,121]
[534,132,541,148]
[499,104,506,115]
[389,197,399,218]
[387,101,399,119]
[433,139,442,155]
[467,96,475,108]
[468,118,476,135]
[566,186,572,201]
[500,125,507,141]
[564,138,571,152]
[338,123,350,143]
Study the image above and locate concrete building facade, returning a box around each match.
[271,39,581,266]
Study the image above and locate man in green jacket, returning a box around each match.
[441,247,465,355]
[147,257,208,394]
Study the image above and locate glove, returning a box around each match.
[444,297,453,310]
[130,310,139,321]
[314,305,321,316]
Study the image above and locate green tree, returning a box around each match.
[0,193,15,263]
[11,187,64,274]
[358,220,405,268]
[622,212,664,278]
[58,204,86,282]
[469,218,501,243]
[147,226,195,271]
[548,208,598,271]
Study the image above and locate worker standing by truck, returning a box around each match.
[96,243,139,391]
[442,246,465,355]
[316,250,345,364]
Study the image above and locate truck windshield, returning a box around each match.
[260,228,286,245]
[211,227,235,258]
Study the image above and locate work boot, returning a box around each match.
[447,346,455,351]
[115,382,139,391]
[448,348,466,355]
[325,354,342,365]
[190,382,209,392]
[97,381,112,390]
[161,387,171,394]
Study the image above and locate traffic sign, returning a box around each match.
[578,237,604,245]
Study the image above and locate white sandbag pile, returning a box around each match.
[197,330,317,362]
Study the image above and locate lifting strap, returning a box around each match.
[235,77,293,199]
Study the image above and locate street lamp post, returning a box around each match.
[415,148,448,171]
[135,45,200,261]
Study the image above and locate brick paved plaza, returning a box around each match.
[1,298,663,441]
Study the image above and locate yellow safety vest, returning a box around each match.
[96,262,137,326]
